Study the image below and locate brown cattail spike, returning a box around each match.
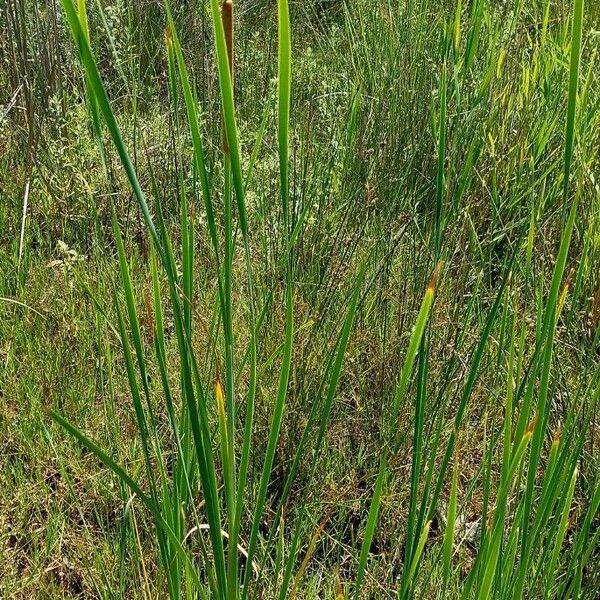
[221,0,234,155]
[222,1,234,79]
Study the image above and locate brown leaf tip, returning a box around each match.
[428,261,443,293]
[526,414,538,435]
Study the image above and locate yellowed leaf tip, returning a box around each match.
[552,428,561,446]
[334,569,344,600]
[526,414,538,435]
[215,377,225,412]
[453,434,462,462]
[487,509,494,532]
[428,261,443,293]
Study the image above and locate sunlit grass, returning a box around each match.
[1,0,599,597]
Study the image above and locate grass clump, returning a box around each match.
[1,0,600,598]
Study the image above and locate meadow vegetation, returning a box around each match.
[1,0,600,597]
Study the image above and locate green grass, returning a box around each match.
[1,0,600,597]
